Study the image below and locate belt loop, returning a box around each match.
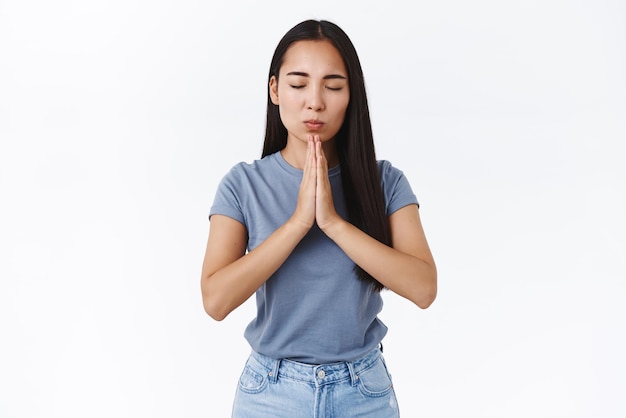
[268,358,281,384]
[346,361,358,386]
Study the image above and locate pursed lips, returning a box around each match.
[304,120,324,130]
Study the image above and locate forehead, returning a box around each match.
[280,40,347,75]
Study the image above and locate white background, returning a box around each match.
[1,0,625,417]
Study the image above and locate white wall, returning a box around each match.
[1,0,624,416]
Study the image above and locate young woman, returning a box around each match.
[201,19,437,417]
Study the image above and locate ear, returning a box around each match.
[269,76,279,105]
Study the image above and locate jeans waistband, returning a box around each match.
[248,347,382,388]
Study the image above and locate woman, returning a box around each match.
[201,19,437,417]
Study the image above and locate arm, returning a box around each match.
[200,215,310,321]
[201,140,318,321]
[321,204,437,309]
[314,140,436,308]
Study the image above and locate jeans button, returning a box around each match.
[317,370,325,379]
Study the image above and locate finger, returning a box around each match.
[303,135,313,167]
[309,136,317,172]
[315,139,327,170]
[302,135,316,189]
[315,135,328,165]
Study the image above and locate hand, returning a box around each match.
[313,136,341,231]
[290,136,317,230]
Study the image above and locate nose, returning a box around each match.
[306,86,324,111]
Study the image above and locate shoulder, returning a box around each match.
[377,159,408,184]
[210,155,279,219]
[376,159,419,212]
[220,154,278,183]
[226,155,274,174]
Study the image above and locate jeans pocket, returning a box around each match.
[237,360,269,394]
[357,357,394,398]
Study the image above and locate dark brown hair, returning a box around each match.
[262,20,390,292]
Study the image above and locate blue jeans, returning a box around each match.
[231,347,400,417]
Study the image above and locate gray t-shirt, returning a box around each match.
[209,151,418,363]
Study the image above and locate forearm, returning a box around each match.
[323,220,437,308]
[202,219,309,320]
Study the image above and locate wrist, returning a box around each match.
[318,216,348,239]
[286,216,313,238]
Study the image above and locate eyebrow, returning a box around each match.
[286,71,347,80]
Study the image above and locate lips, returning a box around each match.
[304,120,324,130]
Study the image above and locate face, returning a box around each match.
[269,40,350,145]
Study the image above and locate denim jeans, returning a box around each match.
[231,347,400,417]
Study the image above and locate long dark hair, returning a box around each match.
[262,20,390,292]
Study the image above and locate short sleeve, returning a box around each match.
[209,164,246,224]
[378,160,419,216]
